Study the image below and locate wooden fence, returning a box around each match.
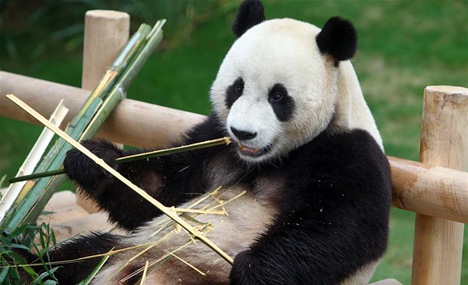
[0,11,466,285]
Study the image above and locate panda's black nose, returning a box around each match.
[230,127,257,140]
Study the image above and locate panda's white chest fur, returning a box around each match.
[92,154,282,284]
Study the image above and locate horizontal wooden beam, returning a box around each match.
[1,71,467,222]
[0,71,205,147]
[389,156,467,223]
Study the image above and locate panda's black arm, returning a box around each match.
[63,114,226,231]
[230,130,392,284]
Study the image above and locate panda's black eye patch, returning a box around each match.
[225,77,244,109]
[269,83,295,122]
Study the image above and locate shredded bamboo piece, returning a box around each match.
[6,94,234,265]
[174,208,225,215]
[140,261,149,285]
[166,251,206,276]
[186,186,222,209]
[120,241,193,283]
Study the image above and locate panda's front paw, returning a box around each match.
[63,140,123,189]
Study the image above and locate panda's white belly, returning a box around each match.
[91,186,278,285]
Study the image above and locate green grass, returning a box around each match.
[1,1,467,284]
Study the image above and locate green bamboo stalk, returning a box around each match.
[79,20,166,141]
[9,137,231,183]
[34,24,151,175]
[118,137,230,163]
[8,21,166,186]
[1,21,165,231]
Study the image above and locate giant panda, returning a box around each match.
[20,0,392,284]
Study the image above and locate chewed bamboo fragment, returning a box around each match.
[120,241,195,283]
[140,261,150,285]
[5,94,234,265]
[166,251,206,276]
[174,208,226,215]
[185,186,222,210]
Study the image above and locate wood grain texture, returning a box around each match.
[390,156,468,223]
[411,85,468,285]
[81,10,130,91]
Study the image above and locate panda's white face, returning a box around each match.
[211,19,340,163]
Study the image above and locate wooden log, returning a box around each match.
[411,86,468,285]
[0,72,89,129]
[390,156,468,223]
[1,74,467,220]
[0,71,205,147]
[79,10,130,212]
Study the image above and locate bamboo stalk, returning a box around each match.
[119,137,231,163]
[79,21,166,142]
[8,137,231,183]
[0,102,68,223]
[1,21,166,231]
[6,94,234,265]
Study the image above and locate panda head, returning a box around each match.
[210,0,381,163]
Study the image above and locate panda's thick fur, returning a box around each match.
[23,0,392,284]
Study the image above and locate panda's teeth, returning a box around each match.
[238,143,259,154]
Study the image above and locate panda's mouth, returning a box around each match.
[238,143,271,157]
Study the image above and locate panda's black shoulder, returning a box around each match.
[299,129,388,168]
[182,114,226,145]
[288,129,391,191]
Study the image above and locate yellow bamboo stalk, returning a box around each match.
[5,94,234,265]
[140,261,149,285]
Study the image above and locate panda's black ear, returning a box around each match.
[316,17,357,62]
[232,0,266,37]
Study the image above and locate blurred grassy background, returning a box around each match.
[0,0,467,284]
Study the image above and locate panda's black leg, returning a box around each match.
[23,232,119,284]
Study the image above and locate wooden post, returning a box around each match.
[81,10,130,90]
[78,10,130,212]
[411,86,468,285]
